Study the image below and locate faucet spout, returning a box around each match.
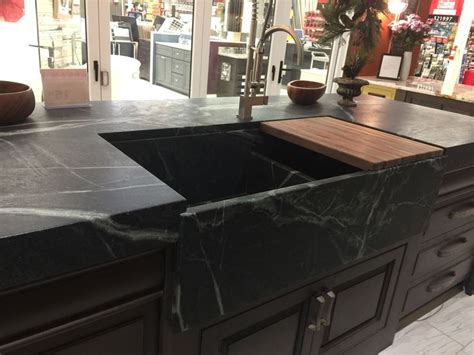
[237,1,304,121]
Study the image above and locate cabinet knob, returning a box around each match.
[308,323,317,332]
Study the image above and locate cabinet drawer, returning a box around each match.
[414,227,474,278]
[156,44,172,57]
[424,194,474,242]
[171,59,185,75]
[403,257,472,315]
[172,48,184,60]
[171,73,185,90]
[0,293,161,354]
[361,84,396,100]
[439,167,474,196]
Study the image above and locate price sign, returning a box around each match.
[41,69,90,109]
[429,0,464,17]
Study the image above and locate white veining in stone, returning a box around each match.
[0,183,164,202]
[200,241,225,316]
[0,207,177,242]
[31,143,101,187]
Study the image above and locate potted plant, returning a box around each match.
[389,14,433,80]
[319,0,388,107]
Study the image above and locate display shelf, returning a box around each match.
[415,17,458,81]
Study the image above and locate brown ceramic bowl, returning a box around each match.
[287,80,326,105]
[0,81,35,125]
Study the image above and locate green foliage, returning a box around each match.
[319,0,388,78]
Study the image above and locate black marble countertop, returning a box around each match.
[1,94,473,292]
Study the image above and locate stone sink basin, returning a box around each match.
[109,125,444,331]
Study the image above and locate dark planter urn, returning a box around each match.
[333,77,369,107]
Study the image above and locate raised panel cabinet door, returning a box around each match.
[201,287,316,355]
[0,293,161,355]
[156,55,168,84]
[164,57,172,85]
[156,56,172,86]
[308,247,405,355]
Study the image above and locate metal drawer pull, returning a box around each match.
[437,237,468,257]
[321,291,336,327]
[448,203,474,220]
[427,271,457,293]
[308,295,325,332]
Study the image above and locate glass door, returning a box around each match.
[204,0,276,98]
[97,0,195,101]
[265,0,349,95]
[190,0,287,98]
[0,1,42,100]
[190,0,347,99]
[0,0,102,103]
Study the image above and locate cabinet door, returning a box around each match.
[309,247,404,355]
[201,288,312,355]
[156,55,172,86]
[200,247,404,355]
[0,293,161,355]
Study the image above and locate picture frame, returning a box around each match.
[53,0,73,20]
[377,54,403,80]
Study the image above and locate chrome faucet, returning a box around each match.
[238,0,304,120]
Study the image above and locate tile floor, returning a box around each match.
[380,292,474,355]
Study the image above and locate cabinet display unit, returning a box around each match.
[139,39,151,81]
[459,21,474,84]
[154,43,191,96]
[415,16,458,80]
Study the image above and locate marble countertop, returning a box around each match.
[1,94,473,292]
[361,76,474,103]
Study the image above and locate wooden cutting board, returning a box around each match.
[260,117,443,170]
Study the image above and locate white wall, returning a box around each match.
[0,1,42,101]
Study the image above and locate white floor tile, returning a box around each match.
[379,322,464,355]
[458,340,474,355]
[381,292,474,354]
[427,293,474,346]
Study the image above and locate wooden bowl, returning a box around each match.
[287,80,326,105]
[0,81,35,125]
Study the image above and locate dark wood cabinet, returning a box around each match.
[395,90,474,116]
[138,39,151,81]
[201,247,404,355]
[0,251,165,355]
[401,166,474,325]
[0,294,161,355]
